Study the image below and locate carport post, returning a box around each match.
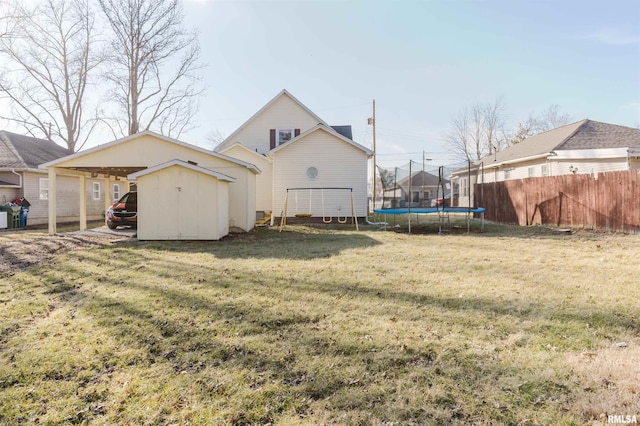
[48,166,57,235]
[79,174,87,231]
[104,176,112,226]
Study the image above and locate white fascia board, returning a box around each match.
[552,148,629,160]
[128,159,236,182]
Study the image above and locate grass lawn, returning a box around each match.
[1,222,639,425]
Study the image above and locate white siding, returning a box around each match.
[273,131,368,218]
[22,171,105,225]
[137,165,229,240]
[551,158,628,176]
[228,95,320,154]
[222,145,273,212]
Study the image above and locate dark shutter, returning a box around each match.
[270,129,276,150]
[294,128,301,137]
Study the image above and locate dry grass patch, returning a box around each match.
[1,224,639,424]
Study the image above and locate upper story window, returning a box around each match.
[278,128,294,145]
[270,128,300,149]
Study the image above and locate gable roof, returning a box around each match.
[397,170,446,187]
[40,130,261,174]
[268,123,373,156]
[128,159,235,182]
[0,130,71,169]
[216,89,329,152]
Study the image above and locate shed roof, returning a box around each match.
[0,130,70,169]
[128,159,236,182]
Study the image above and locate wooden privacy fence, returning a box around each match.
[475,170,640,232]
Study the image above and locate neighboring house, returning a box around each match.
[395,170,449,207]
[451,120,640,207]
[216,89,373,223]
[0,130,109,226]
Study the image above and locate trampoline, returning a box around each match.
[373,206,485,234]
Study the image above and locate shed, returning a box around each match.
[128,160,234,240]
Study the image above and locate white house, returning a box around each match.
[216,90,373,224]
[451,120,640,207]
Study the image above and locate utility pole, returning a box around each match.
[369,99,376,211]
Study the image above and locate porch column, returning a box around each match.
[79,174,87,231]
[48,166,57,235]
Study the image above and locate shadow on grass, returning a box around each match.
[121,226,383,260]
[30,259,535,424]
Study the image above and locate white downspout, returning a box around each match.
[11,169,22,188]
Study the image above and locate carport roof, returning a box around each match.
[39,130,261,177]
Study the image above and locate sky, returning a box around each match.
[3,0,640,168]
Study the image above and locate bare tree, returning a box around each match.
[0,0,101,152]
[447,98,509,163]
[207,129,226,150]
[512,104,572,144]
[98,0,203,138]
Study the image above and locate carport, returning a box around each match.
[40,131,260,235]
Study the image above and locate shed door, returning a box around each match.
[154,168,200,239]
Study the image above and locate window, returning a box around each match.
[541,164,549,176]
[412,191,420,203]
[277,128,293,145]
[39,178,48,200]
[92,182,100,200]
[460,177,468,197]
[113,183,120,201]
[528,167,535,178]
[305,166,318,180]
[504,169,511,180]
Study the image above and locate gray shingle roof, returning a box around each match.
[330,125,353,140]
[0,131,70,168]
[556,120,640,150]
[475,119,640,166]
[397,170,443,187]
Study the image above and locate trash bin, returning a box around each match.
[19,206,29,227]
[13,198,30,227]
[0,203,20,229]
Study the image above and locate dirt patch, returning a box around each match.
[0,230,130,278]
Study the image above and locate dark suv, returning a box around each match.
[107,191,137,229]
